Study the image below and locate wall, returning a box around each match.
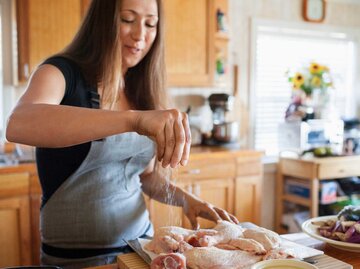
[0,0,17,139]
[227,0,360,229]
[229,0,360,148]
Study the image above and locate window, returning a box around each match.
[249,19,358,156]
[0,3,3,135]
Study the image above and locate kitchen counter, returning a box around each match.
[85,232,360,269]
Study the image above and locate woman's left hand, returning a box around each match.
[183,192,239,230]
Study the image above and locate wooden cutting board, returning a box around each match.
[117,252,353,269]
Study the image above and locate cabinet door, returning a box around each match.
[0,173,31,267]
[16,0,82,82]
[164,0,215,87]
[191,178,234,229]
[235,175,262,225]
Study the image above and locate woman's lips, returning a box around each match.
[125,45,141,54]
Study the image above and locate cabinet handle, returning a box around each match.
[193,184,201,196]
[185,185,193,193]
[184,169,201,175]
[23,63,29,79]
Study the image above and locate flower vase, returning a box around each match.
[312,88,337,119]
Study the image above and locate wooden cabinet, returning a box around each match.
[214,0,231,87]
[163,0,215,87]
[16,0,229,87]
[147,148,263,230]
[0,164,40,266]
[275,155,360,234]
[16,0,84,82]
[0,173,32,267]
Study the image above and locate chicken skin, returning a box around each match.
[185,247,262,269]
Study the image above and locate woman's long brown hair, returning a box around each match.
[58,0,167,110]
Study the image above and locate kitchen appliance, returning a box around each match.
[205,93,239,145]
[343,118,360,155]
[278,119,344,154]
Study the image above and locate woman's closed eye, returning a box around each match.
[146,22,157,28]
[121,18,134,23]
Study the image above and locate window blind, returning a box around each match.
[251,25,356,156]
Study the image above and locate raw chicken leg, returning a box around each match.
[217,238,266,254]
[185,246,262,269]
[242,227,281,251]
[150,253,187,269]
[145,226,216,254]
[204,221,244,247]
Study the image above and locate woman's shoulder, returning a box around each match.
[42,56,80,74]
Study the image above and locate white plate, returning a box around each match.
[302,215,360,252]
[251,259,318,269]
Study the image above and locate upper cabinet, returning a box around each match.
[164,0,231,88]
[214,0,231,87]
[164,0,215,87]
[16,0,230,88]
[16,0,86,83]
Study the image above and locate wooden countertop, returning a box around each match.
[282,233,360,269]
[281,154,360,164]
[189,146,263,160]
[0,162,37,173]
[85,232,360,269]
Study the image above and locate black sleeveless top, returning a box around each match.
[36,56,100,207]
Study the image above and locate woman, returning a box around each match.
[6,0,238,268]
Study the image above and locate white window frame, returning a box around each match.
[248,18,360,155]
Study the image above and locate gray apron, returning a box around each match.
[41,132,155,268]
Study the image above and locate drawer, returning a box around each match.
[236,157,262,177]
[0,173,29,197]
[318,162,360,179]
[175,159,236,180]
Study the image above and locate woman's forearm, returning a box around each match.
[6,103,136,147]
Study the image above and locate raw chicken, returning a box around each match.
[146,221,296,269]
[242,227,281,251]
[150,253,187,269]
[145,226,216,254]
[262,247,295,260]
[217,238,266,254]
[185,246,262,269]
[205,221,244,247]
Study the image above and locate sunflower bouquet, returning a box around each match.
[285,62,335,120]
[287,62,333,97]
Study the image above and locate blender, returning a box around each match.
[205,93,239,145]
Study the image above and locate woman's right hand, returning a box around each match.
[132,109,191,168]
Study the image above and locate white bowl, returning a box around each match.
[251,259,318,269]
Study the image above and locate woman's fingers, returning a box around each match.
[214,207,236,223]
[134,109,190,168]
[162,120,175,167]
[157,126,166,162]
[199,204,222,223]
[180,112,191,166]
[170,117,185,168]
[159,110,190,168]
[229,213,239,224]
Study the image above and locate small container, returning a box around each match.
[212,121,239,143]
[251,259,318,269]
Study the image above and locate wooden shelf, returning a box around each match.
[215,31,230,41]
[282,194,311,207]
[275,155,360,233]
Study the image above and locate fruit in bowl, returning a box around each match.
[312,206,360,243]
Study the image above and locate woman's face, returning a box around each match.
[120,0,158,72]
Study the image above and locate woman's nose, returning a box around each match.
[131,22,146,41]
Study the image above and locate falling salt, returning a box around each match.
[163,167,183,227]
